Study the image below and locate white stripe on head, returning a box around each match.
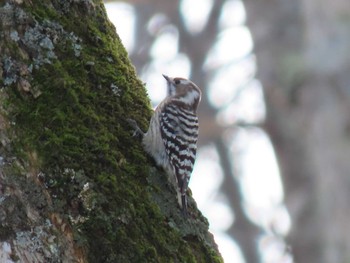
[179,89,200,105]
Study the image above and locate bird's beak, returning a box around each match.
[162,74,170,82]
[163,74,176,95]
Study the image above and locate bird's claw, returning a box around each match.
[126,118,144,138]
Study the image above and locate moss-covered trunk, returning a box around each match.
[0,1,222,262]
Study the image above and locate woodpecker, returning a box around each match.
[128,75,201,216]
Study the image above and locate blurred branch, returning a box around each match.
[216,138,262,263]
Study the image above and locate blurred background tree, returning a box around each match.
[105,0,350,262]
[244,0,350,263]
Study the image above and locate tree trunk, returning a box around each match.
[244,0,350,262]
[0,1,222,262]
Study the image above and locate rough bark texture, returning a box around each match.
[0,1,222,262]
[244,0,350,262]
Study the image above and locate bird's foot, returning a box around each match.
[126,118,144,138]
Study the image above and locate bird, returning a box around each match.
[128,74,201,216]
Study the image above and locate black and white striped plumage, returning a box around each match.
[142,75,201,215]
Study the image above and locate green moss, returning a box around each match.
[2,0,222,262]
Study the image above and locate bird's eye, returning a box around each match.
[174,79,181,85]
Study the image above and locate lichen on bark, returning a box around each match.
[0,1,222,262]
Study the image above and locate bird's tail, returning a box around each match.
[177,181,188,217]
[181,194,188,217]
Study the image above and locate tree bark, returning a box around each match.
[244,0,350,262]
[0,1,222,262]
